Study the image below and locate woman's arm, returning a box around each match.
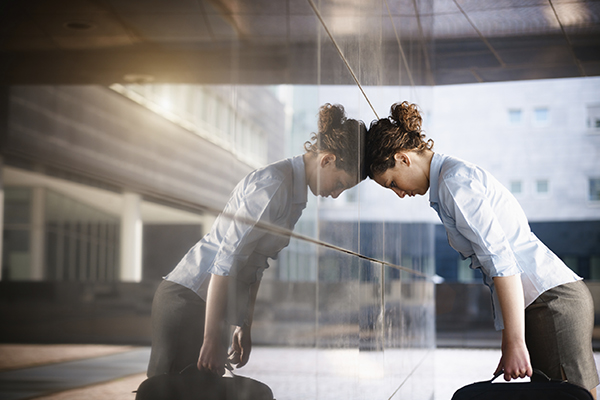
[493,274,533,381]
[197,274,229,375]
[229,279,260,369]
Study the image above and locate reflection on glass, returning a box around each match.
[0,0,438,397]
[146,103,369,380]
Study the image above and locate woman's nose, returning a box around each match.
[394,188,406,198]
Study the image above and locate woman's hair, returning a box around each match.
[304,103,367,180]
[366,101,433,179]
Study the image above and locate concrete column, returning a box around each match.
[30,187,45,280]
[0,156,4,281]
[120,191,143,282]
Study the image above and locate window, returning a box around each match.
[508,109,522,124]
[590,178,600,201]
[534,107,549,124]
[561,256,579,274]
[591,256,600,280]
[45,190,120,281]
[457,258,474,282]
[510,180,522,194]
[587,105,600,130]
[536,179,549,194]
[3,188,32,281]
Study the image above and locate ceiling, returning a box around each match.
[0,0,599,86]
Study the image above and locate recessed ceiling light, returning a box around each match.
[63,21,96,31]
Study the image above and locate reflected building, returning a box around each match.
[1,84,285,283]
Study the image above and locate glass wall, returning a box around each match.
[0,0,436,399]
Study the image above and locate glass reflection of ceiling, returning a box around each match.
[0,0,598,85]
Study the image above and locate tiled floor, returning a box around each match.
[0,344,598,400]
[0,347,150,400]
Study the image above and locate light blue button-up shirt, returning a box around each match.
[166,155,308,326]
[429,153,580,330]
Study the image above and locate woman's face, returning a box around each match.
[308,153,358,198]
[373,152,429,198]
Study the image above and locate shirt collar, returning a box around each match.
[291,155,308,205]
[428,152,445,205]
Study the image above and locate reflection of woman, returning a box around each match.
[365,101,598,397]
[148,104,366,377]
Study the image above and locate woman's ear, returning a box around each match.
[394,152,411,166]
[320,153,337,168]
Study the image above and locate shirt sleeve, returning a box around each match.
[208,175,289,282]
[439,173,521,278]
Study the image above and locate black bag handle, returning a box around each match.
[180,364,198,374]
[179,363,236,377]
[491,369,554,383]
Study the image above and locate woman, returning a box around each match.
[147,103,366,377]
[365,101,598,397]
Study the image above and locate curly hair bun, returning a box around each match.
[390,101,422,132]
[318,103,346,133]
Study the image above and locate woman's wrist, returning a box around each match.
[502,328,525,346]
[203,324,225,343]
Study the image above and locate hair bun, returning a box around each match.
[319,103,346,133]
[389,101,422,132]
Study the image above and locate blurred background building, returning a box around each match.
[0,0,599,399]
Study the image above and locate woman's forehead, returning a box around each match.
[377,165,402,182]
[373,170,390,185]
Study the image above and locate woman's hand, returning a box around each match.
[197,338,227,376]
[494,339,533,381]
[228,324,252,369]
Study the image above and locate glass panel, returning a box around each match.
[2,229,30,280]
[0,0,437,397]
[4,187,31,225]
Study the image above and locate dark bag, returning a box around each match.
[135,364,274,400]
[451,369,593,400]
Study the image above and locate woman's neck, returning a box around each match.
[303,152,317,182]
[415,149,434,186]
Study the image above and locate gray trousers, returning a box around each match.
[147,280,226,377]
